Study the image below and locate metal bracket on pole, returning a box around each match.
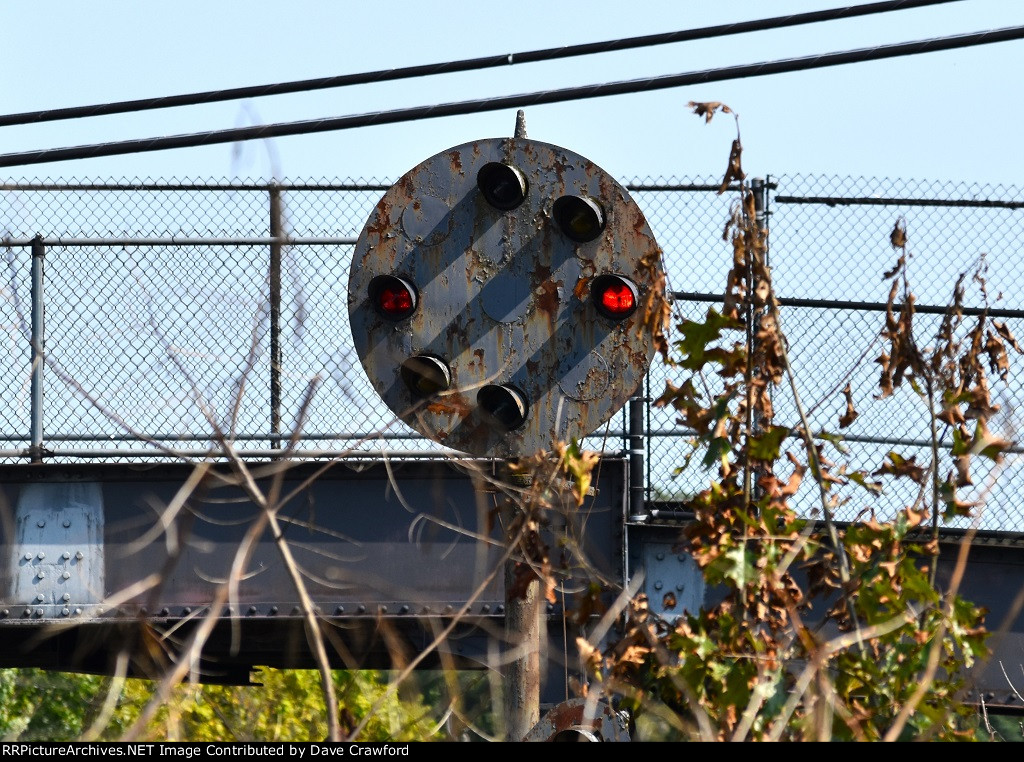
[751,177,766,224]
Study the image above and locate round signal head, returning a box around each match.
[477,385,528,431]
[368,275,418,321]
[554,195,605,243]
[348,137,665,458]
[477,162,528,211]
[400,355,452,398]
[592,274,639,320]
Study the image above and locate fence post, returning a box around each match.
[29,235,45,463]
[628,395,646,520]
[748,178,769,503]
[269,185,283,450]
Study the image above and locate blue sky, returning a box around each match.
[2,0,1023,187]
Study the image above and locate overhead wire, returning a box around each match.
[0,0,963,128]
[0,23,1020,169]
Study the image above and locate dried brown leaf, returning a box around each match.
[839,383,858,428]
[936,405,966,427]
[965,381,1000,421]
[873,452,927,483]
[890,219,907,249]
[883,255,905,281]
[994,319,1023,352]
[971,419,1012,461]
[876,351,894,399]
[720,139,746,192]
[985,331,1011,381]
[688,100,733,123]
[954,455,973,487]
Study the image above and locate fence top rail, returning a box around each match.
[4,181,1020,207]
[0,448,476,460]
[0,182,393,192]
[774,194,1024,210]
[673,291,1024,319]
[0,180,742,194]
[2,236,358,247]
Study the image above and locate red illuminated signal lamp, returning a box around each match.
[591,274,639,320]
[368,275,418,320]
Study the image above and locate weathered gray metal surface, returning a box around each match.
[633,539,705,620]
[0,459,626,676]
[348,137,665,458]
[9,482,105,619]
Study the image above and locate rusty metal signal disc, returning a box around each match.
[348,137,665,459]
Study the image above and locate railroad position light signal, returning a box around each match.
[348,134,666,458]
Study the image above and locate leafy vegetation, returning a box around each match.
[0,668,454,742]
[565,102,1013,741]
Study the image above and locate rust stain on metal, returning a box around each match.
[522,697,631,742]
[427,395,472,419]
[449,150,464,177]
[472,347,485,362]
[534,280,559,331]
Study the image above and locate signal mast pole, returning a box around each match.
[501,110,543,743]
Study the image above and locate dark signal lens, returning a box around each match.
[592,274,639,320]
[553,195,605,243]
[401,355,451,398]
[477,385,528,431]
[368,275,418,320]
[477,162,528,210]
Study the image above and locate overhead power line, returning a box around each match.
[0,0,961,128]
[0,24,1020,169]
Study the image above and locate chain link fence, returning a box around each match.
[2,176,1023,531]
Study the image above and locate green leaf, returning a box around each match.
[748,426,790,461]
[702,437,731,471]
[951,425,970,456]
[815,430,851,454]
[676,308,744,371]
[849,470,884,495]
